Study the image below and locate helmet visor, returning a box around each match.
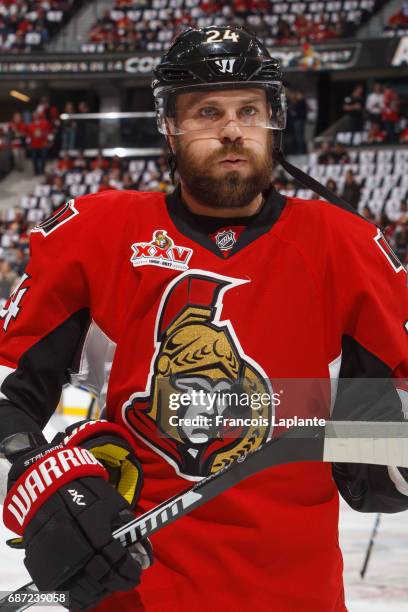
[154,82,286,136]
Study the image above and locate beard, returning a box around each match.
[175,133,274,210]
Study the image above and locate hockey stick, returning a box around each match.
[360,512,381,579]
[2,420,408,611]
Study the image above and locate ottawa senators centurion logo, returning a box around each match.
[123,270,274,480]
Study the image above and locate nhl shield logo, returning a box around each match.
[215,229,236,252]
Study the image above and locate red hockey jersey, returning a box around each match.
[0,187,407,612]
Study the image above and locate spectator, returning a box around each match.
[331,143,350,164]
[123,172,139,190]
[56,151,73,173]
[295,15,312,43]
[289,90,307,155]
[394,227,407,266]
[91,152,110,171]
[7,112,26,171]
[326,179,338,196]
[76,101,91,149]
[341,170,361,210]
[362,205,376,223]
[365,83,384,126]
[98,9,115,29]
[26,111,53,175]
[276,18,293,44]
[111,155,124,172]
[108,168,123,189]
[73,150,88,171]
[395,200,408,230]
[318,141,337,165]
[50,175,67,211]
[364,121,386,144]
[311,12,337,42]
[0,259,17,300]
[399,126,408,143]
[60,101,77,151]
[36,95,59,126]
[387,3,408,31]
[382,86,400,142]
[379,212,395,242]
[335,11,354,38]
[89,23,105,45]
[98,174,116,192]
[51,174,66,194]
[317,141,330,164]
[14,247,28,277]
[105,29,118,52]
[342,84,365,132]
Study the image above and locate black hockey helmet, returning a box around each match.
[153,26,362,219]
[152,26,286,135]
[152,26,282,88]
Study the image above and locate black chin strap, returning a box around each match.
[272,147,364,220]
[168,151,177,184]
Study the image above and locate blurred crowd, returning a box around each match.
[339,82,407,144]
[0,0,80,52]
[1,98,95,176]
[384,1,408,36]
[0,0,399,55]
[0,210,30,302]
[83,0,378,53]
[0,150,172,301]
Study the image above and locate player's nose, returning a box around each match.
[218,113,244,143]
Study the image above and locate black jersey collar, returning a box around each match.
[165,185,286,258]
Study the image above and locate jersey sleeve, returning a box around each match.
[0,199,92,437]
[328,215,408,512]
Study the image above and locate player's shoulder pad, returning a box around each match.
[286,195,376,238]
[30,190,166,241]
[287,196,406,276]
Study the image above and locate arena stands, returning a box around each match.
[333,81,407,146]
[82,0,384,53]
[19,150,170,221]
[0,149,172,301]
[383,1,408,37]
[3,98,84,176]
[0,0,83,53]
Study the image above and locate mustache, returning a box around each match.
[207,143,256,163]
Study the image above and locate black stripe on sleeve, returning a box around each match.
[332,334,408,513]
[1,308,91,431]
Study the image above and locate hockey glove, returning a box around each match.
[3,439,149,611]
[57,419,144,510]
[57,419,153,571]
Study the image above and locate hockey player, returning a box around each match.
[0,27,407,612]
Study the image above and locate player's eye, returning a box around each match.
[240,106,258,117]
[198,106,221,120]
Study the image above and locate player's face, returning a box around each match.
[171,88,274,210]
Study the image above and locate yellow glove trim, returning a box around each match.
[90,443,140,507]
